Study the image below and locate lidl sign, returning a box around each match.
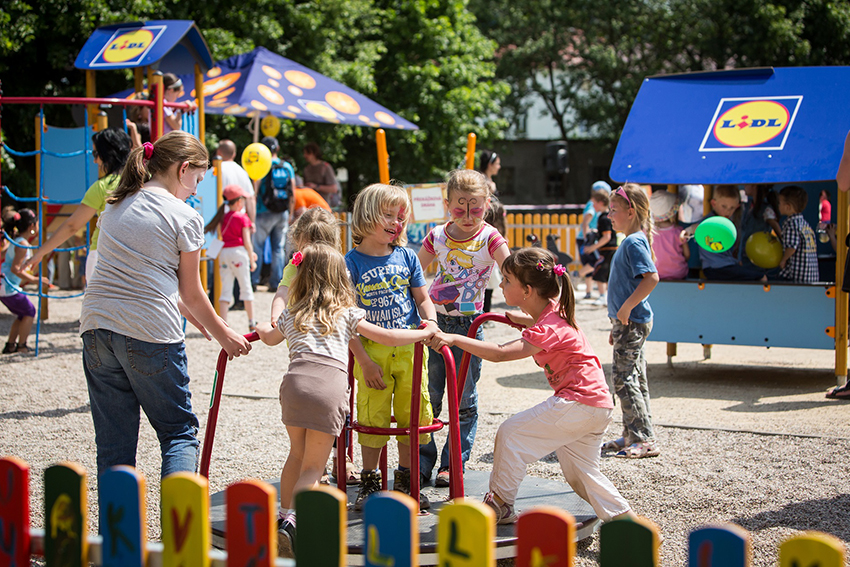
[700,96,802,152]
[89,25,166,67]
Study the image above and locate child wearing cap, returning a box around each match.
[205,184,258,330]
[650,191,690,280]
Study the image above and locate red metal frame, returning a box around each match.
[338,341,462,508]
[199,314,523,505]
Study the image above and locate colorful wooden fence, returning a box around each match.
[2,456,844,567]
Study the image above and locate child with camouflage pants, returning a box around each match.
[602,184,660,459]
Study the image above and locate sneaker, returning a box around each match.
[393,469,430,510]
[434,468,451,488]
[583,292,592,300]
[483,491,517,524]
[354,469,382,511]
[248,320,258,332]
[276,519,296,558]
[592,295,607,307]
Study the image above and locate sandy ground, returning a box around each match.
[1,283,848,566]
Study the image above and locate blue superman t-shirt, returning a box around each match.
[345,246,426,329]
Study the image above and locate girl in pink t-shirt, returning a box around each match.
[649,191,690,280]
[205,184,257,330]
[428,247,634,526]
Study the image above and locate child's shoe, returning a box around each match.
[483,491,517,524]
[434,467,451,487]
[277,519,296,558]
[354,469,381,511]
[392,468,430,510]
[249,320,258,332]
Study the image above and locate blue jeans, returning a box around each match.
[251,210,289,289]
[82,330,200,479]
[419,313,483,479]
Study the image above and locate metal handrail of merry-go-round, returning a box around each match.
[199,330,463,509]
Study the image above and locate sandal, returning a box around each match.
[601,437,626,453]
[319,468,330,485]
[2,342,16,354]
[14,343,30,354]
[615,441,660,459]
[826,384,850,400]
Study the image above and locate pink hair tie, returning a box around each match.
[553,264,566,277]
[291,251,303,266]
[13,212,21,221]
[142,141,154,161]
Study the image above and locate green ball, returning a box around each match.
[695,216,737,253]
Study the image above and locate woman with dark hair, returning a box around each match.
[24,128,132,283]
[303,141,340,208]
[477,149,501,195]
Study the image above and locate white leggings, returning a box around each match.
[218,246,254,304]
[489,396,630,521]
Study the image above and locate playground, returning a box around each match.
[1,284,848,566]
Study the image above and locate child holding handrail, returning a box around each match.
[427,247,635,524]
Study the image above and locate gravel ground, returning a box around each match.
[2,284,848,566]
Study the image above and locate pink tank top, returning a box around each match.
[653,225,688,280]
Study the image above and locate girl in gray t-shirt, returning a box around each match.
[80,131,251,479]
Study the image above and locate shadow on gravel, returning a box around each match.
[646,362,835,402]
[0,404,90,420]
[731,494,850,542]
[496,372,551,390]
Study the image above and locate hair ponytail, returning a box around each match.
[501,247,576,328]
[108,131,209,206]
[2,208,36,239]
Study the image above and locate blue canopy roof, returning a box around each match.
[74,20,213,74]
[174,47,418,129]
[609,67,850,184]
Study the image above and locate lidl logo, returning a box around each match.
[700,96,802,152]
[91,25,166,67]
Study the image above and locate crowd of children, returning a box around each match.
[1,126,836,560]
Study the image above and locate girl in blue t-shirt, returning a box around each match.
[603,184,660,459]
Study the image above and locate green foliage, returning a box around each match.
[470,0,850,142]
[0,0,508,203]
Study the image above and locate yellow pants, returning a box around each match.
[354,338,433,448]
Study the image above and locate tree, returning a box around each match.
[470,0,850,143]
[0,0,508,198]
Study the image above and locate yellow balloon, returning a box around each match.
[261,115,281,137]
[745,231,783,269]
[241,142,272,180]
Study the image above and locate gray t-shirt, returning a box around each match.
[80,189,205,344]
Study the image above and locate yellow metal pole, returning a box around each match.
[85,70,97,129]
[213,158,223,314]
[194,63,205,143]
[134,68,144,94]
[95,111,108,132]
[376,129,390,183]
[151,73,164,141]
[836,188,848,385]
[465,133,476,170]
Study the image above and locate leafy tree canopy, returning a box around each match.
[0,0,508,197]
[471,0,850,143]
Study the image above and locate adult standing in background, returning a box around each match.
[216,140,256,228]
[24,129,132,284]
[252,136,295,293]
[303,142,340,208]
[478,149,501,195]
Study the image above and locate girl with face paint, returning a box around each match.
[416,169,511,488]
